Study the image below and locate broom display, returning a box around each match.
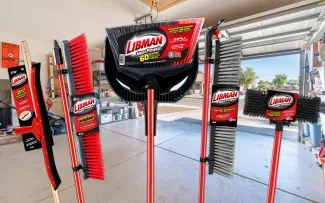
[53,34,105,203]
[104,18,204,203]
[2,41,61,202]
[243,89,320,203]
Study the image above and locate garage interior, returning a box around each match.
[0,0,325,203]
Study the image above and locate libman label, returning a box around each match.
[265,90,298,121]
[117,23,197,65]
[8,65,42,151]
[210,85,239,127]
[70,93,99,136]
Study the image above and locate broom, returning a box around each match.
[243,89,320,203]
[52,34,104,203]
[104,18,204,203]
[5,41,61,202]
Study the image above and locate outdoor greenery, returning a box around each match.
[240,67,258,89]
[240,67,298,91]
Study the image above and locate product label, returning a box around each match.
[265,90,298,121]
[70,93,99,136]
[210,85,239,127]
[117,23,197,65]
[8,65,42,151]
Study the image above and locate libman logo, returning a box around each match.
[73,97,96,115]
[268,94,294,110]
[11,73,27,87]
[125,33,166,57]
[212,89,239,106]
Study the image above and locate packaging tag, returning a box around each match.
[265,90,298,121]
[210,85,239,127]
[70,93,99,136]
[117,23,197,66]
[8,65,42,151]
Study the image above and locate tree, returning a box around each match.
[272,74,288,90]
[257,80,272,91]
[287,79,298,86]
[240,67,258,89]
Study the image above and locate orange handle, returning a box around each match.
[321,158,325,184]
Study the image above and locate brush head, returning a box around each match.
[104,18,204,102]
[244,90,320,123]
[208,37,242,179]
[66,34,105,180]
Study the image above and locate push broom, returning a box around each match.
[198,19,243,203]
[3,41,61,202]
[52,34,105,203]
[104,18,204,203]
[243,89,320,203]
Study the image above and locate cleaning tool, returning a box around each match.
[208,34,242,178]
[53,34,104,203]
[104,18,204,203]
[2,41,61,201]
[243,89,320,203]
[198,19,243,203]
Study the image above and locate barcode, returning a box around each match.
[119,54,125,65]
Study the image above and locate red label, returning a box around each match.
[265,91,298,120]
[71,94,99,136]
[210,86,239,127]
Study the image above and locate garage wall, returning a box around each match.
[0,31,51,93]
[0,31,104,124]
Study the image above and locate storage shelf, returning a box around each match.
[100,105,127,110]
[93,65,130,125]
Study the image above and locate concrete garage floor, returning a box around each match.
[0,118,325,203]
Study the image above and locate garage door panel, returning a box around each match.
[242,47,266,55]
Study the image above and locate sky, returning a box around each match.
[199,54,300,82]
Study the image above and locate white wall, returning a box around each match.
[0,31,52,93]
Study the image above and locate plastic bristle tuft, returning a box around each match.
[296,95,320,123]
[68,34,93,94]
[243,89,267,117]
[82,133,105,180]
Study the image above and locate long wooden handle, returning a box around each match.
[51,183,60,203]
[21,40,61,203]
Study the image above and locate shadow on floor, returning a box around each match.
[174,117,298,140]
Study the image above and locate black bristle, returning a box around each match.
[296,95,320,123]
[243,89,267,117]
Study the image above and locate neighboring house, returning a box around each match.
[190,72,212,94]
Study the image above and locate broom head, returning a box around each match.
[104,18,204,102]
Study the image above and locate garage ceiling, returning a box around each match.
[0,0,305,48]
[198,0,325,60]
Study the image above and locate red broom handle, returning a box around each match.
[198,62,211,203]
[56,64,84,203]
[267,130,283,203]
[147,89,155,203]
